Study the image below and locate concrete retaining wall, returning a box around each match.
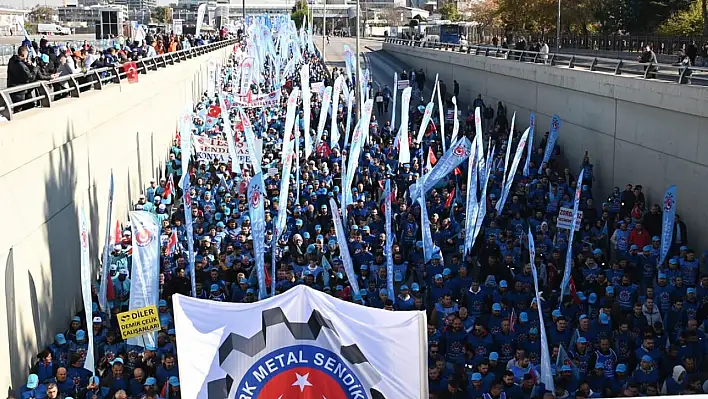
[0,45,231,392]
[384,42,708,249]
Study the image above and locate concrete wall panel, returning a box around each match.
[0,46,230,394]
[383,43,708,249]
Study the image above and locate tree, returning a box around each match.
[440,1,462,22]
[27,6,55,24]
[378,7,406,25]
[658,0,705,34]
[468,0,502,29]
[151,6,172,24]
[291,0,309,29]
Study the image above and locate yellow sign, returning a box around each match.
[116,305,161,340]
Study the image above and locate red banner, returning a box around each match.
[124,62,139,84]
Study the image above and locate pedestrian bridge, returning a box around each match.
[383,38,708,249]
[0,39,233,392]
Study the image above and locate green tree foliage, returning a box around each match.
[27,6,55,23]
[440,1,462,22]
[291,0,309,29]
[151,6,172,24]
[658,0,705,34]
[495,0,698,35]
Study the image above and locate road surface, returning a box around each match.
[321,36,440,125]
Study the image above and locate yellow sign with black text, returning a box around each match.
[116,305,161,340]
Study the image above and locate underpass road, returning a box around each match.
[321,36,443,128]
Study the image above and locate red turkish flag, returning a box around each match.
[114,220,122,245]
[316,141,332,158]
[427,147,437,166]
[106,273,115,302]
[445,187,456,209]
[208,105,222,118]
[258,367,349,398]
[569,276,581,304]
[124,62,138,84]
[165,231,178,256]
[163,174,175,198]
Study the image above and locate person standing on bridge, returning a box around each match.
[7,46,36,111]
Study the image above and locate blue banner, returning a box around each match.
[384,180,394,298]
[471,144,495,247]
[180,175,196,297]
[528,229,554,392]
[524,113,535,176]
[659,185,677,266]
[329,198,361,294]
[560,169,584,299]
[538,114,560,174]
[463,133,480,256]
[128,211,160,347]
[248,173,268,300]
[496,128,530,214]
[410,137,472,197]
[419,195,435,263]
[501,112,516,189]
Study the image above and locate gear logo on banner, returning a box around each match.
[205,308,387,399]
[135,225,154,247]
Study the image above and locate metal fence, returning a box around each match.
[384,38,708,87]
[0,39,237,121]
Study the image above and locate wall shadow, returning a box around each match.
[5,247,18,395]
[136,132,144,195]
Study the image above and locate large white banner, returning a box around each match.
[173,286,428,398]
[193,134,252,164]
[227,90,282,109]
[128,211,160,347]
[79,205,95,374]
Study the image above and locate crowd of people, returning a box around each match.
[6,30,229,112]
[14,19,708,399]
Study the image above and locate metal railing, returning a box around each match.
[383,38,708,87]
[0,38,237,121]
[0,39,132,66]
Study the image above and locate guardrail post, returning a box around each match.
[37,82,52,108]
[569,56,576,68]
[0,91,13,121]
[90,70,103,90]
[111,66,121,84]
[643,62,652,78]
[152,58,159,71]
[68,76,81,97]
[137,59,148,75]
[679,66,690,84]
[614,60,623,75]
[550,54,556,66]
[590,58,598,71]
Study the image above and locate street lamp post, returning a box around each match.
[322,0,327,61]
[556,0,561,49]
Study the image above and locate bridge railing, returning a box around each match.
[0,38,237,121]
[383,38,708,87]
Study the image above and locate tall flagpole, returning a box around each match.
[355,0,361,120]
